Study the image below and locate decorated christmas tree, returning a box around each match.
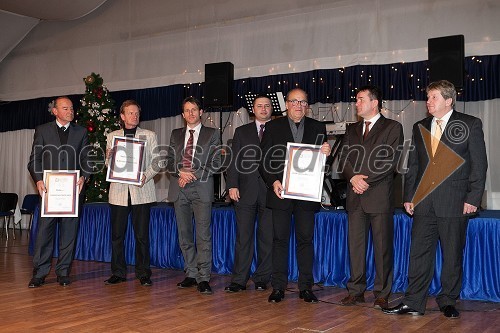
[77,72,120,202]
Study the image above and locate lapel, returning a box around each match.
[418,117,433,158]
[50,122,62,146]
[423,116,433,132]
[365,115,384,142]
[248,122,260,144]
[193,126,213,169]
[280,117,295,143]
[134,126,142,138]
[67,123,75,146]
[355,121,363,142]
[197,126,210,149]
[176,127,187,162]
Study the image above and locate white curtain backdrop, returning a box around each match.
[0,0,499,100]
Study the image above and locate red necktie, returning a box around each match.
[182,129,195,169]
[363,121,371,141]
[258,124,265,142]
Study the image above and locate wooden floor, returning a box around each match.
[1,230,498,333]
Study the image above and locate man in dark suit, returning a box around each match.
[338,85,403,309]
[224,94,273,293]
[260,88,331,303]
[166,96,221,295]
[383,80,487,318]
[27,96,90,287]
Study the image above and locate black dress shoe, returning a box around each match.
[139,276,152,286]
[268,289,285,303]
[177,277,197,289]
[104,275,126,285]
[254,282,268,291]
[299,290,319,303]
[57,276,71,286]
[441,305,460,319]
[28,277,45,288]
[382,303,423,316]
[197,281,213,295]
[224,282,246,293]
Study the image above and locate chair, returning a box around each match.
[0,193,19,240]
[20,194,40,238]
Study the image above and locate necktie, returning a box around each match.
[182,129,195,170]
[363,121,371,141]
[258,124,265,142]
[432,119,443,156]
[60,126,66,132]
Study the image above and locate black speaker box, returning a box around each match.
[428,35,465,89]
[204,62,234,107]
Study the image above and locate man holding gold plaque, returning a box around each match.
[260,88,331,303]
[27,96,90,288]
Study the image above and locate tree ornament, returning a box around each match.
[85,75,95,85]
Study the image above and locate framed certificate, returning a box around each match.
[41,170,80,217]
[282,143,326,202]
[106,136,146,185]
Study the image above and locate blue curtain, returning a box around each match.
[2,55,499,132]
[29,203,500,302]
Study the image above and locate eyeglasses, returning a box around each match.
[287,99,308,107]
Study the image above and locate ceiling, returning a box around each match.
[0,0,108,63]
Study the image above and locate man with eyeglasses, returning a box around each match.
[165,96,221,295]
[260,88,331,303]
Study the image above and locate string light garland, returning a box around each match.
[381,100,415,116]
[177,56,492,127]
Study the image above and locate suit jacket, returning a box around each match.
[226,122,267,204]
[107,127,159,206]
[338,115,403,213]
[404,110,487,217]
[260,116,327,211]
[28,121,90,183]
[166,125,221,203]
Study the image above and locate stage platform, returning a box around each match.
[29,203,499,302]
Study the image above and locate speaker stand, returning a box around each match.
[211,106,229,203]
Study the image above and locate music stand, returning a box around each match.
[244,92,286,115]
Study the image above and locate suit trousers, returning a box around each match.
[110,202,152,278]
[404,212,468,313]
[231,198,273,286]
[32,216,79,278]
[174,185,212,283]
[271,204,315,291]
[346,211,393,299]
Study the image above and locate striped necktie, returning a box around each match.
[432,119,443,156]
